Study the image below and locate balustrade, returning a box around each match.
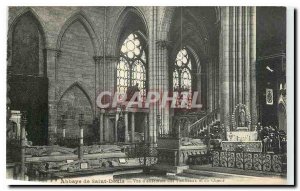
[163,109,220,139]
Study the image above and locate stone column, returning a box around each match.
[44,48,61,145]
[105,115,110,142]
[78,113,84,160]
[115,108,120,142]
[99,57,105,96]
[124,110,129,143]
[105,56,119,95]
[237,7,243,105]
[94,56,102,115]
[207,58,213,112]
[156,40,170,135]
[148,7,158,145]
[250,7,257,126]
[245,7,251,117]
[144,115,149,143]
[220,7,256,132]
[131,113,135,143]
[20,112,27,180]
[196,73,202,105]
[220,7,231,129]
[99,109,104,143]
[229,7,236,113]
[214,56,220,110]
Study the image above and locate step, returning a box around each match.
[180,169,255,179]
[150,164,189,174]
[175,169,287,185]
[189,165,286,177]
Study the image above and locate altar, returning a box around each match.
[221,104,262,152]
[226,131,258,142]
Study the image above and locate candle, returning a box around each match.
[80,128,83,145]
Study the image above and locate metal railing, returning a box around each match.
[212,150,287,173]
[123,143,158,166]
[160,109,220,139]
[187,108,220,138]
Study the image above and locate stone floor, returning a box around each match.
[10,163,288,185]
[188,164,286,177]
[113,165,288,185]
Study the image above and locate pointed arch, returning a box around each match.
[108,7,149,57]
[185,45,202,74]
[158,7,176,41]
[58,81,94,116]
[214,7,221,24]
[7,8,47,70]
[117,32,148,101]
[57,81,95,139]
[135,30,148,43]
[56,11,100,56]
[173,48,194,90]
[8,7,47,46]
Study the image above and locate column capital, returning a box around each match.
[105,55,119,62]
[43,48,62,58]
[93,56,102,64]
[156,40,172,49]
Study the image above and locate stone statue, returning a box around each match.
[6,120,17,140]
[238,107,246,127]
[125,83,140,101]
[117,115,125,142]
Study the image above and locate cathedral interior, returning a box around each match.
[6,6,287,182]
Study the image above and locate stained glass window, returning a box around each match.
[181,68,192,90]
[117,57,129,94]
[173,70,179,90]
[117,33,147,101]
[173,48,193,108]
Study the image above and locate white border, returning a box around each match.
[286,7,295,186]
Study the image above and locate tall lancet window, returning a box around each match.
[117,33,147,101]
[173,48,193,108]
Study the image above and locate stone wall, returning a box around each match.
[55,19,96,138]
[8,6,220,145]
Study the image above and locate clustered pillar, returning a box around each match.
[156,40,170,135]
[99,109,104,143]
[45,48,61,145]
[131,113,135,143]
[219,6,257,132]
[124,110,129,143]
[148,7,158,145]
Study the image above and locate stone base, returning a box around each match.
[221,141,262,152]
[151,164,189,174]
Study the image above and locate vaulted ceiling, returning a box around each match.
[169,7,219,62]
[257,7,286,57]
[117,10,148,53]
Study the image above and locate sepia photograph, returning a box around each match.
[5,4,295,186]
